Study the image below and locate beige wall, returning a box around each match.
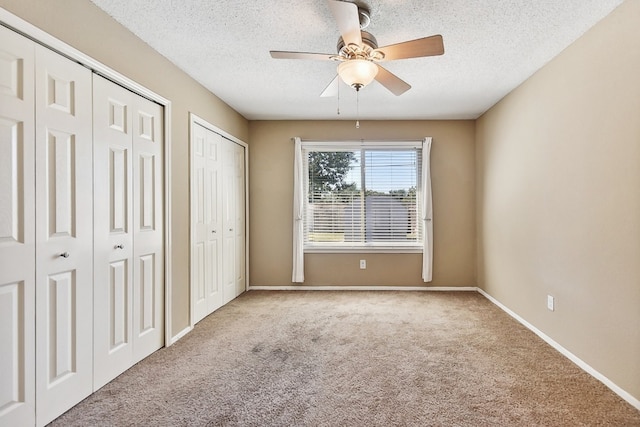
[476,0,640,401]
[0,0,250,337]
[249,120,476,287]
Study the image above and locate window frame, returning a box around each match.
[302,140,423,254]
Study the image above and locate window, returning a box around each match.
[302,141,423,252]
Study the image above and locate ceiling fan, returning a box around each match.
[270,0,444,96]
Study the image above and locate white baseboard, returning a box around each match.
[168,325,192,346]
[248,285,478,292]
[477,288,640,411]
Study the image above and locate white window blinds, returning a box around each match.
[302,141,423,251]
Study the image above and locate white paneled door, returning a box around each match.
[131,84,164,364]
[191,120,246,322]
[232,142,246,297]
[93,75,164,390]
[192,123,223,322]
[221,139,237,305]
[34,45,94,426]
[0,25,36,427]
[92,75,133,388]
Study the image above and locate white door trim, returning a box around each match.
[189,113,249,328]
[0,9,175,346]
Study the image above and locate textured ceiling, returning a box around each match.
[89,0,623,120]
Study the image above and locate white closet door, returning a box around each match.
[0,25,36,427]
[192,124,207,321]
[233,143,246,296]
[131,93,164,363]
[222,139,237,304]
[191,123,223,323]
[93,74,164,387]
[92,75,135,389]
[34,44,93,426]
[191,121,246,319]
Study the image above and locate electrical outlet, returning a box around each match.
[547,295,555,311]
[359,259,366,269]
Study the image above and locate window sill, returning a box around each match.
[304,246,423,254]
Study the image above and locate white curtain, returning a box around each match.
[292,137,305,282]
[422,137,433,282]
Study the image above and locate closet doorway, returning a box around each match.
[190,115,248,324]
[0,10,173,426]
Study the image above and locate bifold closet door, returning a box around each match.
[34,45,94,426]
[192,123,223,323]
[222,139,245,305]
[0,25,36,427]
[191,124,245,321]
[93,75,164,390]
[131,83,164,365]
[232,142,246,297]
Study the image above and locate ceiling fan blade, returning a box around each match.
[270,51,335,61]
[374,64,411,96]
[320,75,340,97]
[327,0,362,47]
[377,35,444,61]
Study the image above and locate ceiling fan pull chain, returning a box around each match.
[356,89,360,129]
[337,77,341,116]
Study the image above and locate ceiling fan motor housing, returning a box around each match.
[337,31,379,59]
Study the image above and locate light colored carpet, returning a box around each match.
[50,291,640,426]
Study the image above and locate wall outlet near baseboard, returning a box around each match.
[547,295,555,311]
[359,259,366,269]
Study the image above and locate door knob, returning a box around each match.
[115,244,124,249]
[60,252,70,258]
[212,230,216,233]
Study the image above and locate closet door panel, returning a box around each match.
[191,124,223,322]
[192,125,208,321]
[34,44,93,426]
[131,96,163,363]
[204,135,223,313]
[92,74,134,390]
[0,25,35,427]
[233,144,246,296]
[221,140,237,304]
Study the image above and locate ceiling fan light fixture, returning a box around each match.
[338,59,378,90]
